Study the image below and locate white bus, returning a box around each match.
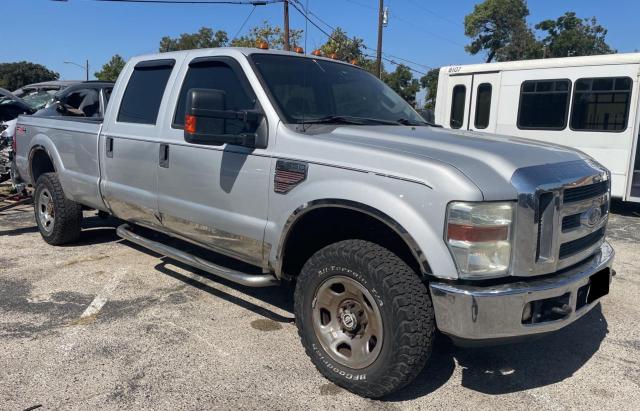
[434,53,640,202]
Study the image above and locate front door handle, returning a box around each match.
[159,144,170,168]
[106,137,114,158]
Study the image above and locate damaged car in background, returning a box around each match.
[0,88,34,183]
[1,82,114,184]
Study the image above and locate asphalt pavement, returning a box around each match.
[1,196,639,410]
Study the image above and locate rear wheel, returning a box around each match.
[34,173,82,245]
[294,239,435,398]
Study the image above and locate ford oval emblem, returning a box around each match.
[581,207,602,228]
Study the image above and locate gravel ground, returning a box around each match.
[1,194,639,410]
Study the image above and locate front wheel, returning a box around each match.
[294,239,435,398]
[34,172,82,245]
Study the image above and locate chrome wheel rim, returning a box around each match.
[37,188,55,233]
[312,276,383,369]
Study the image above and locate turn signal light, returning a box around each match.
[447,223,509,242]
[185,114,197,134]
[293,46,304,54]
[311,49,322,56]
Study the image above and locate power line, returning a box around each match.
[405,0,460,28]
[289,0,429,75]
[232,5,257,40]
[346,0,464,48]
[87,0,280,5]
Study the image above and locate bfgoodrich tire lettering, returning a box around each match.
[34,172,82,245]
[294,239,435,398]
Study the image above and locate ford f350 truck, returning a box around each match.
[13,48,614,398]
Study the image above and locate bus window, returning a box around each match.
[450,85,466,129]
[570,77,632,132]
[474,83,492,129]
[517,79,571,130]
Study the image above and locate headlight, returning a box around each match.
[445,201,514,279]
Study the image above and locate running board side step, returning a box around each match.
[116,224,279,287]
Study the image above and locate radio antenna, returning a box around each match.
[301,0,309,131]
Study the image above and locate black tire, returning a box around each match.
[34,172,82,245]
[294,239,435,398]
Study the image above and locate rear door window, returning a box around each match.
[117,60,175,124]
[570,77,632,132]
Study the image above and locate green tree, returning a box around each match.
[319,27,365,61]
[536,12,615,58]
[495,23,542,61]
[0,61,59,91]
[159,27,229,52]
[315,27,378,74]
[464,0,540,62]
[419,68,440,110]
[383,64,420,105]
[230,21,303,49]
[94,54,126,82]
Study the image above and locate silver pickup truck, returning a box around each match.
[14,48,614,398]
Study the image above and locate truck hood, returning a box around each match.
[317,125,588,200]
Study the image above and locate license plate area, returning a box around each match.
[576,267,610,310]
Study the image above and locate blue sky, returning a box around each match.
[1,0,639,83]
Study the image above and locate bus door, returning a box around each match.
[468,72,501,133]
[629,105,640,200]
[444,75,472,130]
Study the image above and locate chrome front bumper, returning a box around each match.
[429,242,614,342]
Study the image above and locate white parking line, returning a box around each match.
[80,269,125,318]
[60,268,126,355]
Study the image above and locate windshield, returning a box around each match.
[21,90,57,109]
[251,54,425,126]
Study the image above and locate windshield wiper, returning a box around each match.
[395,118,429,126]
[300,115,401,126]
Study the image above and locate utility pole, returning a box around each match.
[375,0,384,78]
[283,0,290,51]
[64,60,89,81]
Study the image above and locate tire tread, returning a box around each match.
[294,239,435,398]
[34,173,82,245]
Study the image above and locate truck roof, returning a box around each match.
[130,47,356,67]
[441,52,640,75]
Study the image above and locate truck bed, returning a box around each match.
[14,115,106,211]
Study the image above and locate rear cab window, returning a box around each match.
[117,59,175,125]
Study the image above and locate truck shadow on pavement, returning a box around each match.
[388,305,608,400]
[153,259,295,324]
[87,213,609,401]
[142,238,608,401]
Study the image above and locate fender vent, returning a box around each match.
[274,160,307,194]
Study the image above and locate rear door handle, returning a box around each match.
[159,143,170,168]
[106,137,114,158]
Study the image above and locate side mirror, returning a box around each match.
[183,88,263,147]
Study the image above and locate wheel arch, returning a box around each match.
[29,145,57,184]
[274,199,431,280]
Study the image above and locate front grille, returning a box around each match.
[563,180,609,203]
[562,214,581,231]
[562,200,609,232]
[559,227,605,259]
[511,161,609,277]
